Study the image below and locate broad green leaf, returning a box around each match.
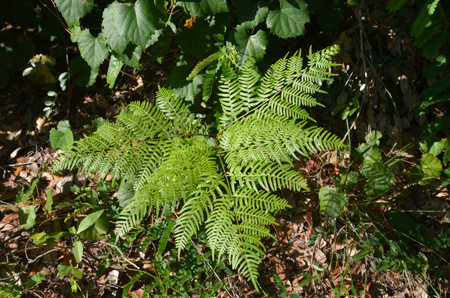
[73,240,83,264]
[102,3,128,54]
[57,264,71,278]
[266,0,310,39]
[319,187,347,218]
[421,153,442,179]
[45,189,54,214]
[334,171,359,190]
[78,30,108,69]
[361,161,390,179]
[70,261,83,279]
[19,206,36,230]
[154,0,168,13]
[236,1,269,30]
[77,210,105,234]
[363,172,394,197]
[70,22,82,43]
[114,0,162,49]
[78,213,110,241]
[50,127,73,150]
[364,130,382,146]
[30,232,47,244]
[233,26,267,63]
[24,273,45,290]
[57,120,72,133]
[427,138,448,157]
[18,177,40,203]
[107,55,124,89]
[177,0,229,17]
[55,0,93,27]
[360,161,394,196]
[118,181,135,208]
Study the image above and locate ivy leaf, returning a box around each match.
[236,1,269,30]
[114,0,162,49]
[102,3,128,54]
[266,0,310,39]
[177,0,229,17]
[78,30,108,69]
[319,187,347,218]
[233,26,267,63]
[55,0,93,27]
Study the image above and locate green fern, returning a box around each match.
[53,44,343,290]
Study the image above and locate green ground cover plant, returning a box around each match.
[52,44,343,290]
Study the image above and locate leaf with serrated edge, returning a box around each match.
[55,0,93,27]
[266,0,310,39]
[114,0,162,49]
[237,1,269,30]
[78,30,108,68]
[102,3,128,54]
[177,0,229,17]
[233,26,267,63]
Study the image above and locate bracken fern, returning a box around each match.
[53,45,343,290]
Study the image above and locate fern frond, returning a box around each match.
[262,99,315,121]
[125,101,172,137]
[239,57,263,112]
[174,176,225,255]
[156,87,194,133]
[53,44,342,292]
[218,73,243,127]
[292,78,327,94]
[281,86,323,107]
[229,162,309,192]
[221,116,344,171]
[411,0,440,38]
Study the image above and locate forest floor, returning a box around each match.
[1,65,449,297]
[1,4,450,296]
